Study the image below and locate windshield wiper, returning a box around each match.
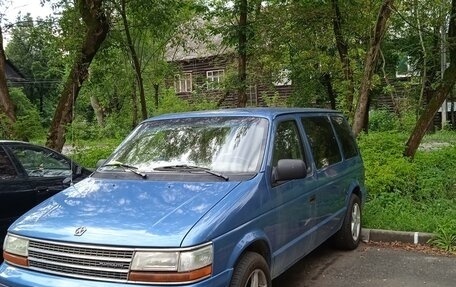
[154,165,229,181]
[101,162,147,179]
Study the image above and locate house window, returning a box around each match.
[174,73,192,93]
[206,69,224,90]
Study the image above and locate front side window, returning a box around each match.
[102,117,269,173]
[272,120,304,167]
[9,146,72,177]
[174,72,192,93]
[0,148,17,180]
[301,116,342,169]
[206,69,224,90]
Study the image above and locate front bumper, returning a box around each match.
[0,263,233,287]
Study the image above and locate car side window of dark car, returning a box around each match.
[9,146,72,178]
[301,116,342,169]
[330,116,358,159]
[272,120,305,167]
[0,148,17,180]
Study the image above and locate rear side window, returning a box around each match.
[0,148,17,180]
[331,116,358,159]
[301,116,342,169]
[272,120,304,167]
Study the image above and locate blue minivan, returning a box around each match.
[1,108,365,287]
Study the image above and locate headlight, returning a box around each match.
[179,244,213,272]
[131,251,179,271]
[4,234,29,256]
[129,243,213,283]
[3,234,29,267]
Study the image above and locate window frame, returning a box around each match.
[174,72,193,93]
[270,119,308,169]
[206,69,225,90]
[7,145,73,178]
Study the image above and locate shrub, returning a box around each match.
[369,109,398,132]
[359,130,456,235]
[67,139,120,168]
[0,88,44,140]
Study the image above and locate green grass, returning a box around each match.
[359,130,456,250]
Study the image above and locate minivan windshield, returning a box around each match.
[101,116,269,174]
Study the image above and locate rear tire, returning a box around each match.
[230,252,271,287]
[332,194,362,250]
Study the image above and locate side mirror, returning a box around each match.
[273,159,307,183]
[75,165,82,175]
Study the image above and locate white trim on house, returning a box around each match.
[206,69,225,90]
[174,72,193,93]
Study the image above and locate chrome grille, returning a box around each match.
[27,240,134,282]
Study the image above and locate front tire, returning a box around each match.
[332,194,362,250]
[230,252,271,287]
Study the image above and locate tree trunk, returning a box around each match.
[0,26,16,125]
[120,0,147,120]
[331,0,355,113]
[352,0,394,136]
[153,83,159,109]
[237,0,248,107]
[320,73,337,109]
[131,80,138,129]
[404,0,456,158]
[46,0,109,152]
[90,95,104,126]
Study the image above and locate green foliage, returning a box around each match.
[67,139,121,168]
[6,14,66,124]
[359,131,456,237]
[155,89,217,115]
[368,109,416,133]
[0,114,13,138]
[428,222,456,252]
[0,88,44,140]
[369,109,399,132]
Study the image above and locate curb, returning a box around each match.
[361,228,435,245]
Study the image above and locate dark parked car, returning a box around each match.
[0,141,91,244]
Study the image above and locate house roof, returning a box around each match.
[5,59,26,82]
[166,34,231,62]
[165,18,233,62]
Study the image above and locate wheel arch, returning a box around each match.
[347,180,365,206]
[228,231,272,271]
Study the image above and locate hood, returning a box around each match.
[9,177,240,247]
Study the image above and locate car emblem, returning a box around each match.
[74,226,87,236]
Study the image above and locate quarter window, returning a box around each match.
[0,148,17,180]
[272,120,304,167]
[301,117,342,169]
[331,116,358,159]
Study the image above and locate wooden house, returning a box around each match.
[166,36,293,108]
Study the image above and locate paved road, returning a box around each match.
[273,242,456,287]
